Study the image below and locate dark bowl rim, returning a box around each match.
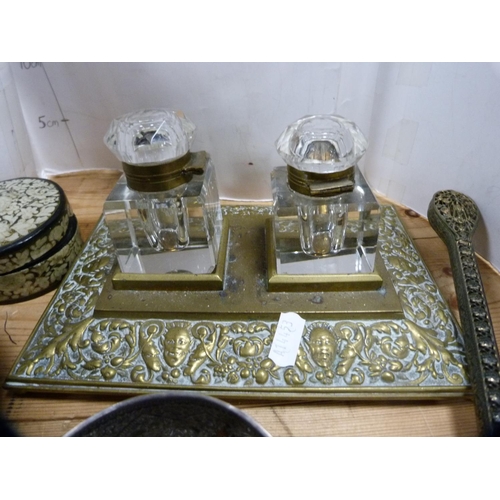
[64,391,271,437]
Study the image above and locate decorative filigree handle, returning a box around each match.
[428,190,500,436]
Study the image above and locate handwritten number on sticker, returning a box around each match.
[269,312,306,367]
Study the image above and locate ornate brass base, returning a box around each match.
[4,205,470,400]
[94,207,402,321]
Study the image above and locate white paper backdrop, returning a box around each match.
[5,62,500,271]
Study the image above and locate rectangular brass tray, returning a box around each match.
[4,205,470,400]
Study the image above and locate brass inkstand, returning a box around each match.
[5,111,469,400]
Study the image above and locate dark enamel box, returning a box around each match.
[0,177,83,303]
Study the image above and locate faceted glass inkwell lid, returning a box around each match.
[275,114,367,174]
[104,108,196,166]
[270,113,380,283]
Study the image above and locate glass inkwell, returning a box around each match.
[103,109,224,290]
[269,114,381,291]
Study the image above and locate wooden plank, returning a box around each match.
[7,400,480,437]
[242,400,479,437]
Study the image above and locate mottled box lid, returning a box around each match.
[0,177,72,275]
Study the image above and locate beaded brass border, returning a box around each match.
[429,190,500,435]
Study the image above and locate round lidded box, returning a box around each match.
[0,177,72,275]
[0,177,83,304]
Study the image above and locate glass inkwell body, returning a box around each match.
[103,109,223,276]
[270,115,380,280]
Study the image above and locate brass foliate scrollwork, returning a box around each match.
[8,206,468,398]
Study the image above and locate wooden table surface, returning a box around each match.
[1,170,499,437]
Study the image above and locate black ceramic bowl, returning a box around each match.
[65,392,270,437]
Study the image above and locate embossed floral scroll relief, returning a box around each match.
[12,206,468,392]
[16,316,466,389]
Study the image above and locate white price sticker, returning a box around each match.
[269,312,306,367]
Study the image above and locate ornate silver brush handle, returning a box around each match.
[428,190,500,436]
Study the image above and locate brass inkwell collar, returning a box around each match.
[276,114,367,197]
